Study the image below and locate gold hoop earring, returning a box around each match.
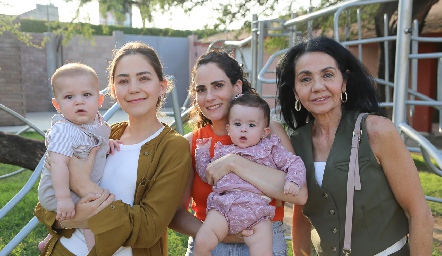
[295,99,302,111]
[341,91,348,103]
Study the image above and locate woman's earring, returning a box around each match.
[233,93,244,100]
[295,99,302,111]
[341,91,348,103]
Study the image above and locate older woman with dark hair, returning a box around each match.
[276,36,433,256]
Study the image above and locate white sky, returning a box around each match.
[0,0,319,30]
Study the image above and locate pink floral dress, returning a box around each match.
[195,134,306,233]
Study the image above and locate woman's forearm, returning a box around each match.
[70,178,102,198]
[230,155,307,204]
[169,208,202,237]
[228,121,306,203]
[407,209,434,255]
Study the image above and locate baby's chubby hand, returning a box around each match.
[284,181,301,197]
[196,137,212,149]
[56,197,76,220]
[107,139,123,155]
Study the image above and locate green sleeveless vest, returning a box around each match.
[291,110,408,256]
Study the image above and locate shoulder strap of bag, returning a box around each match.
[343,112,368,255]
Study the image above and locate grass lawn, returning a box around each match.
[412,153,442,216]
[0,133,441,255]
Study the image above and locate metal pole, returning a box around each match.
[384,14,390,102]
[438,58,442,132]
[357,8,362,61]
[251,14,258,89]
[256,20,265,94]
[170,85,184,135]
[392,0,413,126]
[410,19,419,118]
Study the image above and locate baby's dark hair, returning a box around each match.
[189,50,257,129]
[229,94,271,127]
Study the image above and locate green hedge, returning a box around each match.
[20,19,218,39]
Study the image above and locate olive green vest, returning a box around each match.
[291,110,408,256]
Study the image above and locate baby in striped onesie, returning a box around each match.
[37,63,119,252]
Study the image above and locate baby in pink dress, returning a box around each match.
[194,94,306,256]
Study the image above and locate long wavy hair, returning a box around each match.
[189,50,256,129]
[276,36,386,131]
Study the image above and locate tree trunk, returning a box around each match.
[0,132,45,171]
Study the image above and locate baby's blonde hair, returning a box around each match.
[51,63,99,96]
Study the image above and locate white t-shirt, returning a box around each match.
[314,161,326,187]
[59,126,164,256]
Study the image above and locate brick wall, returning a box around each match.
[63,35,116,109]
[20,33,50,112]
[0,33,117,126]
[0,32,26,126]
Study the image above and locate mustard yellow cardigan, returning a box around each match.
[35,122,191,256]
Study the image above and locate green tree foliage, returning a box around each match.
[263,0,382,52]
[3,0,295,46]
[0,14,41,47]
[19,19,217,40]
[76,0,291,30]
[312,1,380,41]
[259,0,438,53]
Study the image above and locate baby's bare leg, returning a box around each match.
[243,219,273,256]
[83,228,95,251]
[194,210,229,256]
[38,234,52,252]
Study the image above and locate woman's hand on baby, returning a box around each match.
[195,137,212,149]
[205,154,239,185]
[63,189,115,229]
[107,139,123,155]
[241,229,254,237]
[68,147,103,197]
[221,229,254,243]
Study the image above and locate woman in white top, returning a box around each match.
[35,41,191,256]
